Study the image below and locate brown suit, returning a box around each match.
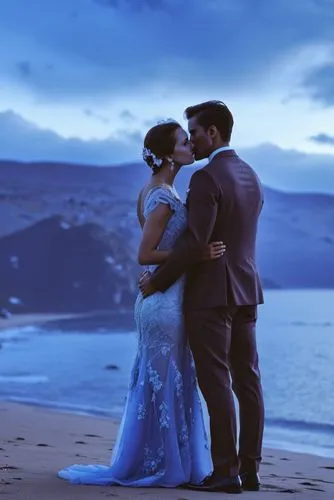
[151,150,265,476]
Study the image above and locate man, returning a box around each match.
[140,100,265,494]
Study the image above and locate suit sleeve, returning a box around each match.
[150,169,219,292]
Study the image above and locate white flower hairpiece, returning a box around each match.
[142,147,163,170]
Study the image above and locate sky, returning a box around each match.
[1,0,334,192]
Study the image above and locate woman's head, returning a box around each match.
[143,120,194,174]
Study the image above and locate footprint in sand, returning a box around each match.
[320,466,334,470]
[37,443,51,447]
[0,465,19,470]
[84,434,102,438]
[280,457,291,461]
[264,484,300,494]
[262,461,275,466]
[15,437,25,441]
[0,479,12,485]
[75,441,87,445]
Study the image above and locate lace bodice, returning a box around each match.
[143,185,187,255]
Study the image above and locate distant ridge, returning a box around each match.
[0,159,333,312]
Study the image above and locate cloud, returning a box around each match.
[84,109,111,125]
[119,110,137,123]
[302,63,334,106]
[0,110,142,164]
[17,61,32,79]
[1,0,334,102]
[241,143,334,193]
[1,109,334,193]
[308,133,334,146]
[93,0,174,11]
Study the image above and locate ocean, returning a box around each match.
[1,290,333,458]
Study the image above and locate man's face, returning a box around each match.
[188,116,212,161]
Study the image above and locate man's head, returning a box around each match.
[184,100,234,160]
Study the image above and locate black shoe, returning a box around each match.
[240,472,260,491]
[186,473,242,493]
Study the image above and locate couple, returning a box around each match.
[58,100,265,494]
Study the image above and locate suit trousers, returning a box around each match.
[185,304,265,477]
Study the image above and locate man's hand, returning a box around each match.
[138,270,156,298]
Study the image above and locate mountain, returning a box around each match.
[0,159,333,313]
[0,216,137,313]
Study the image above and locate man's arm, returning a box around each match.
[149,169,219,292]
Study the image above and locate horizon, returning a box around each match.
[1,150,334,196]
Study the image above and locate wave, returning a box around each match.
[266,417,334,435]
[0,396,122,419]
[282,321,334,327]
[2,396,332,435]
[2,397,334,458]
[0,325,40,341]
[0,374,49,384]
[264,436,334,458]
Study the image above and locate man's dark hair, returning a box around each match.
[184,100,234,142]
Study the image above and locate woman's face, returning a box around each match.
[171,127,195,166]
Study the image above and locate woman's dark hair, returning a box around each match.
[143,121,181,174]
[184,100,234,142]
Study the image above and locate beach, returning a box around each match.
[1,402,333,499]
[1,305,334,499]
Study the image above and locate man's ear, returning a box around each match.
[207,125,218,140]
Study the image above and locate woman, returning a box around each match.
[58,120,225,487]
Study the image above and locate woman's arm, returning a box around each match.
[138,203,173,265]
[137,198,226,266]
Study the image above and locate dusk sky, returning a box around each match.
[1,0,334,192]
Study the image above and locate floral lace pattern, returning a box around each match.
[57,186,212,487]
[143,445,165,475]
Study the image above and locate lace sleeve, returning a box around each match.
[143,187,178,219]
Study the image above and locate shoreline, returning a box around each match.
[0,312,91,332]
[1,311,334,464]
[1,397,334,461]
[1,402,334,499]
[0,310,135,333]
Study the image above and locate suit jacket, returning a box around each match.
[150,150,264,309]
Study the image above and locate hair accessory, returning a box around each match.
[142,147,163,170]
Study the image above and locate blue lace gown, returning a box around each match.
[58,186,212,487]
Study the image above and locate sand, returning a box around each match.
[1,402,333,499]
